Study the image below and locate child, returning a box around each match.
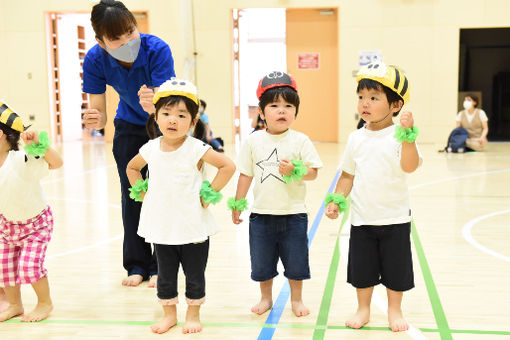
[0,101,63,322]
[230,71,323,317]
[126,78,235,334]
[325,62,421,332]
[198,99,224,152]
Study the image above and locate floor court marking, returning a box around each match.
[462,209,510,263]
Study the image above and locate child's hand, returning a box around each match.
[399,110,414,129]
[232,210,243,224]
[325,202,339,219]
[279,159,294,176]
[21,131,39,145]
[200,197,210,209]
[138,85,156,114]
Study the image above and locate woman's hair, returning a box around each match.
[91,0,137,41]
[466,94,479,108]
[0,123,20,151]
[258,86,300,116]
[200,99,207,109]
[357,78,403,116]
[146,96,205,140]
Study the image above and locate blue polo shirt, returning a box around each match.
[83,33,175,126]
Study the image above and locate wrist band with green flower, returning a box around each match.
[227,197,248,211]
[394,125,419,143]
[200,180,223,204]
[24,131,51,157]
[282,159,308,183]
[129,178,148,202]
[324,193,348,213]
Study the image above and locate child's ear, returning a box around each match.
[257,106,265,120]
[391,100,403,113]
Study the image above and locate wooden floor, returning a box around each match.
[2,138,510,340]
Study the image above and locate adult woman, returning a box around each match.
[82,0,175,287]
[456,94,489,151]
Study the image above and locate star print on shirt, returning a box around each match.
[256,148,285,183]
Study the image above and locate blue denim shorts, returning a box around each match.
[249,213,310,282]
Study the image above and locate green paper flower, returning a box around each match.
[283,159,308,183]
[394,125,419,143]
[228,197,248,211]
[24,131,51,157]
[200,180,223,204]
[324,193,348,212]
[129,178,148,202]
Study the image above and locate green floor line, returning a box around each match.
[411,220,453,340]
[4,318,510,335]
[312,200,350,340]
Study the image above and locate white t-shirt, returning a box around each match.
[456,109,488,123]
[340,125,423,226]
[137,136,219,245]
[0,150,49,221]
[237,129,323,215]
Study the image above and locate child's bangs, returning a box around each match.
[357,78,384,93]
[101,10,137,41]
[267,87,299,106]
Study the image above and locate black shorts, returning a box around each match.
[347,222,414,292]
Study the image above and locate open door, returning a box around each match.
[286,8,338,142]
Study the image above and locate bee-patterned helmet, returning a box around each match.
[0,100,28,132]
[153,78,199,105]
[356,62,410,104]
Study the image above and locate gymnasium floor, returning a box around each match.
[1,138,509,340]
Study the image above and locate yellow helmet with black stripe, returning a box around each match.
[0,100,27,133]
[153,78,199,105]
[356,62,410,104]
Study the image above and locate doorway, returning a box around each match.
[459,27,510,141]
[232,8,338,146]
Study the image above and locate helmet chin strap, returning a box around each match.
[370,110,393,125]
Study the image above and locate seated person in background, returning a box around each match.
[456,94,488,151]
[199,100,224,152]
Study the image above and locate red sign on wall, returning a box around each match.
[297,53,320,70]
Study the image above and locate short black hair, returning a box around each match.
[258,86,300,116]
[0,123,20,151]
[357,78,403,116]
[200,99,206,109]
[91,0,137,41]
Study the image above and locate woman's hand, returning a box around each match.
[138,85,156,114]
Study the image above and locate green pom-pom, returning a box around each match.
[324,193,348,213]
[200,180,223,204]
[24,131,51,157]
[129,178,148,202]
[283,159,308,183]
[228,197,248,211]
[394,125,419,143]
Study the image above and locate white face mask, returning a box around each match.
[105,37,141,63]
[463,100,473,110]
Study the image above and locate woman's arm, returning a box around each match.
[83,93,107,129]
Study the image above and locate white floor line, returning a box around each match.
[461,209,510,263]
[42,164,116,185]
[409,168,510,191]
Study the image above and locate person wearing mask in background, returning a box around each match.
[81,0,175,287]
[455,94,489,152]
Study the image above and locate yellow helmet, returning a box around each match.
[153,78,199,105]
[0,100,28,132]
[356,62,410,104]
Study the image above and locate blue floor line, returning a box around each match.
[257,170,341,340]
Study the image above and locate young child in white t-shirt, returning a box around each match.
[230,71,323,317]
[126,79,235,334]
[325,62,422,332]
[0,100,63,322]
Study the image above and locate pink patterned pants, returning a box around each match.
[0,206,53,287]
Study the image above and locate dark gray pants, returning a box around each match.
[155,239,209,301]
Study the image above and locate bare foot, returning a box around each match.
[182,306,202,334]
[0,305,24,322]
[0,300,9,313]
[21,302,53,322]
[345,308,370,329]
[150,315,177,334]
[251,298,272,315]
[148,275,158,288]
[291,300,310,317]
[122,274,143,287]
[388,308,409,332]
